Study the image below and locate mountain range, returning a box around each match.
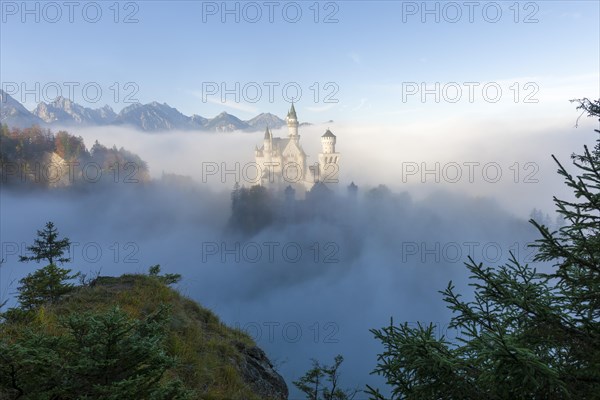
[0,90,290,132]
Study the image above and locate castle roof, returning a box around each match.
[257,137,289,152]
[273,137,290,149]
[257,136,306,157]
[287,103,297,119]
[322,129,336,138]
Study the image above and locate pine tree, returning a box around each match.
[367,99,600,399]
[0,306,193,399]
[19,221,71,265]
[61,306,192,399]
[16,264,78,309]
[16,222,78,310]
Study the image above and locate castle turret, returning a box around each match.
[287,103,299,139]
[318,128,340,184]
[321,128,336,153]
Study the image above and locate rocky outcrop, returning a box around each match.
[236,342,289,400]
[82,274,289,399]
[41,151,70,188]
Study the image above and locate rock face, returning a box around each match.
[32,96,116,125]
[113,102,194,131]
[236,342,289,400]
[203,111,251,132]
[245,112,286,130]
[0,89,45,128]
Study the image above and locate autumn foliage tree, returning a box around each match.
[54,130,87,161]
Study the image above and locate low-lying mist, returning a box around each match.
[68,112,597,216]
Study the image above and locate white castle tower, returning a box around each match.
[317,129,340,183]
[254,104,340,195]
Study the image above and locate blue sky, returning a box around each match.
[1,1,599,123]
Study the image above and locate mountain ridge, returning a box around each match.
[0,89,290,133]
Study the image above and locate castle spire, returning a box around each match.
[287,102,297,120]
[287,102,299,139]
[264,125,272,140]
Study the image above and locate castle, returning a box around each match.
[254,104,340,196]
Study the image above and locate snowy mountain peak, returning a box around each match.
[2,93,297,133]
